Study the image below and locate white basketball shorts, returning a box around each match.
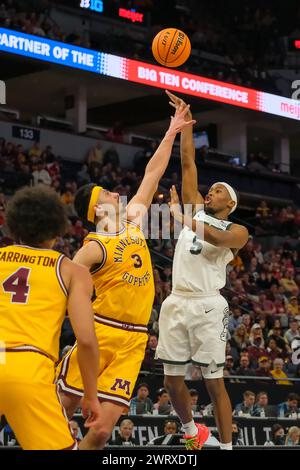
[156,291,229,379]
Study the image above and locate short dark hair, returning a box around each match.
[6,185,68,246]
[271,423,284,439]
[287,393,299,402]
[164,419,179,431]
[189,389,199,397]
[74,183,96,224]
[149,331,158,338]
[137,382,150,392]
[257,391,268,399]
[157,388,167,397]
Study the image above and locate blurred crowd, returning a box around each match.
[1,0,299,94]
[255,200,300,237]
[1,137,300,386]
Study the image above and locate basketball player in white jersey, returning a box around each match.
[156,91,249,450]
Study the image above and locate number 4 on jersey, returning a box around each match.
[2,267,31,304]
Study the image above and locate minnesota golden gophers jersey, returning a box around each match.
[0,244,67,362]
[84,220,154,326]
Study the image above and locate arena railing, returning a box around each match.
[139,368,300,383]
[0,107,20,121]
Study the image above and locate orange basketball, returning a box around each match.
[152,28,191,68]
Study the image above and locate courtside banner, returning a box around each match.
[0,27,300,121]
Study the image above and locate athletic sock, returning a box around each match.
[182,420,198,437]
[220,442,232,450]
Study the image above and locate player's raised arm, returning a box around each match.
[61,258,102,428]
[167,91,204,209]
[126,100,196,225]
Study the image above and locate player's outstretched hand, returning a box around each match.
[166,102,196,137]
[165,90,192,121]
[81,396,103,430]
[169,185,183,223]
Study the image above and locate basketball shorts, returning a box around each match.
[56,319,148,410]
[157,291,229,379]
[0,350,76,450]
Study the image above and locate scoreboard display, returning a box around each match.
[79,0,145,24]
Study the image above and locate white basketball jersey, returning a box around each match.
[172,210,234,293]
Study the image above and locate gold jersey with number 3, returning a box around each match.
[85,220,155,326]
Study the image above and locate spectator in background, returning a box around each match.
[264,424,285,446]
[252,392,276,417]
[259,318,269,343]
[255,356,272,379]
[253,292,276,318]
[266,338,284,362]
[235,355,256,376]
[141,333,163,372]
[256,200,271,218]
[232,421,244,446]
[32,160,51,186]
[147,419,180,446]
[247,324,267,367]
[284,319,300,346]
[189,389,201,415]
[224,355,236,376]
[231,324,250,352]
[278,393,300,418]
[241,313,252,334]
[61,183,76,216]
[28,141,42,162]
[87,142,103,167]
[268,326,289,353]
[111,419,137,446]
[47,156,61,184]
[285,426,300,446]
[233,391,255,416]
[69,420,81,444]
[280,270,299,295]
[153,388,173,415]
[271,358,292,385]
[228,307,242,334]
[287,296,300,317]
[130,383,153,415]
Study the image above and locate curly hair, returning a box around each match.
[74,183,96,224]
[6,185,68,246]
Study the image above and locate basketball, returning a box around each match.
[152,28,191,68]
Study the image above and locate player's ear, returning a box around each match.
[228,200,235,212]
[95,204,104,217]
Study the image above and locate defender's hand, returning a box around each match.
[166,90,193,121]
[166,103,196,137]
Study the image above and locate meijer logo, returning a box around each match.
[0,80,6,104]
